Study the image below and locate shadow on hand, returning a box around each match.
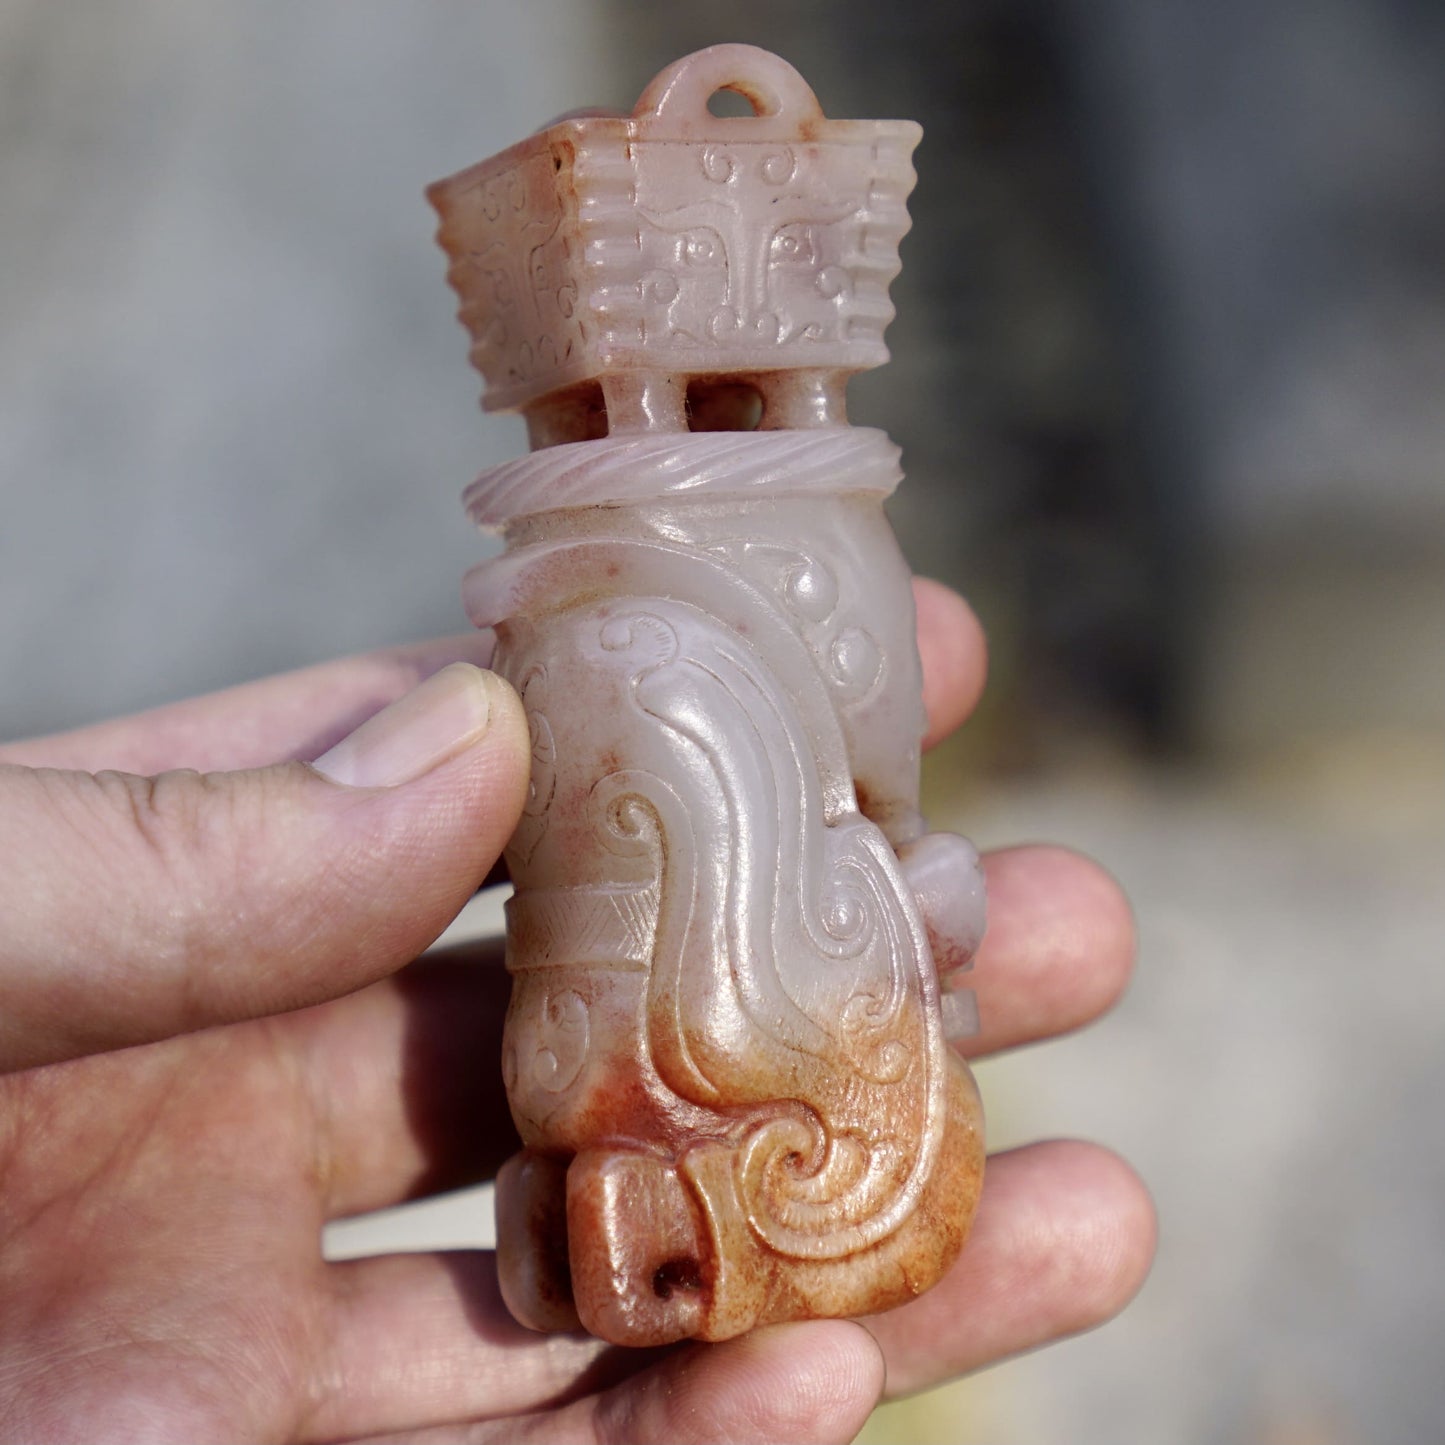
[393,926,521,1199]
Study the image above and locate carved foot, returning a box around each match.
[495,1150,580,1332]
[679,1056,985,1339]
[566,1148,710,1347]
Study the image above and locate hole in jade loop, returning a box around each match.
[707,86,759,118]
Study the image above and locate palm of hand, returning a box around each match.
[1,950,609,1442]
[2,1021,329,1437]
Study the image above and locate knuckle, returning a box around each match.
[86,767,276,978]
[93,767,217,888]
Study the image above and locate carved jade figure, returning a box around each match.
[428,44,987,1347]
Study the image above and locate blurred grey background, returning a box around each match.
[3,2,1443,1442]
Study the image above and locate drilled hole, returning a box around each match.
[653,1256,704,1300]
[686,379,764,433]
[707,86,757,118]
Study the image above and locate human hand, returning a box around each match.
[0,580,1152,1444]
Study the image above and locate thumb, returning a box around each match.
[0,663,530,1073]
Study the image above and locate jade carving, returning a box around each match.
[428,43,986,1347]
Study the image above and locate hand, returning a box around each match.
[0,581,1153,1444]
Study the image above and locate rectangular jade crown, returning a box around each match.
[427,44,921,413]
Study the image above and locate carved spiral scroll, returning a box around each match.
[737,1111,913,1260]
[521,588,948,1262]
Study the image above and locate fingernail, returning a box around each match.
[312,663,500,788]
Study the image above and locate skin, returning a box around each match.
[0,578,1155,1444]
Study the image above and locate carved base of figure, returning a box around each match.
[495,1052,984,1347]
